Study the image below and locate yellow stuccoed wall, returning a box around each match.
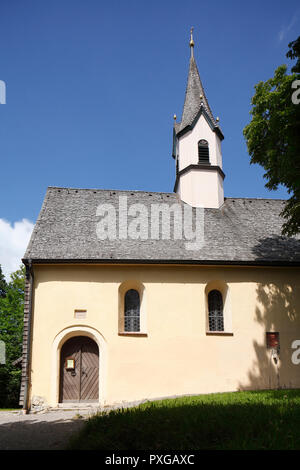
[28,264,300,407]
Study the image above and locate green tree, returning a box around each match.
[0,265,25,407]
[286,36,300,73]
[0,265,7,298]
[243,37,300,236]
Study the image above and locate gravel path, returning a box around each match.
[0,409,95,450]
[0,398,163,450]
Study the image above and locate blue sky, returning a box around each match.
[0,0,299,276]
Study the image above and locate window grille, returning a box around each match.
[124,289,140,332]
[198,139,209,164]
[208,290,224,331]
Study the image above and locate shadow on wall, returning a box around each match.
[239,236,300,391]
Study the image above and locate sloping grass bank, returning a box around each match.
[67,389,300,450]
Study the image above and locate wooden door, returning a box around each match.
[59,336,99,402]
[80,338,99,401]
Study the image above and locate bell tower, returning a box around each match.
[173,29,225,208]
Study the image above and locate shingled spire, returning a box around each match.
[175,29,223,139]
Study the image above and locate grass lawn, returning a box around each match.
[0,408,20,411]
[67,389,300,450]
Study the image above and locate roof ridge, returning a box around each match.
[47,186,176,196]
[224,197,287,202]
[46,188,287,203]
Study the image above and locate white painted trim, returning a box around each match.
[50,325,107,407]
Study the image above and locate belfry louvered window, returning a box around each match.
[208,290,224,331]
[124,289,140,332]
[198,139,209,164]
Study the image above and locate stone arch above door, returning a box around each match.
[50,326,107,407]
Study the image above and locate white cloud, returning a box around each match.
[0,218,34,280]
[278,14,298,42]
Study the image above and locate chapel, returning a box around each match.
[19,31,300,411]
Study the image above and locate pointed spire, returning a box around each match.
[176,29,223,138]
[189,27,194,58]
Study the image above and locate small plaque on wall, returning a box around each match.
[266,332,280,349]
[65,358,75,370]
[74,309,87,319]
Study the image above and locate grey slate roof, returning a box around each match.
[23,187,300,265]
[175,56,223,137]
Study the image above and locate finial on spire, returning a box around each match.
[189,27,194,57]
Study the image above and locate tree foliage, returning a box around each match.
[286,36,300,73]
[243,37,300,236]
[0,265,25,407]
[0,265,7,298]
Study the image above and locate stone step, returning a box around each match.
[57,403,100,409]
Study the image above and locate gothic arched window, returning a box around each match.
[124,289,140,332]
[208,290,224,331]
[198,139,209,164]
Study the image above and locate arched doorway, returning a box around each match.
[59,336,99,403]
